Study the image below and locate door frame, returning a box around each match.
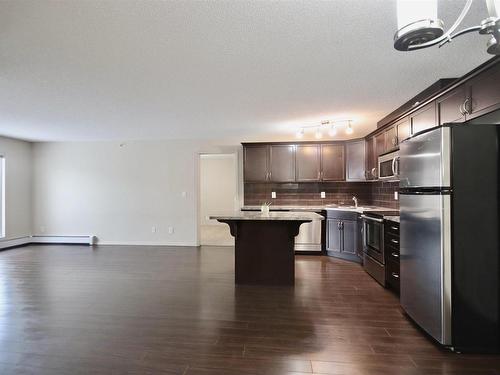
[195,152,240,246]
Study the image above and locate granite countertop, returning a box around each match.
[210,211,324,221]
[241,205,398,214]
[384,215,400,223]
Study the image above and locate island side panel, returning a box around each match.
[233,220,303,285]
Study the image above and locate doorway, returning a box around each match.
[198,153,238,246]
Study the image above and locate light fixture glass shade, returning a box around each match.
[345,123,353,135]
[397,0,438,29]
[328,126,337,137]
[315,128,323,139]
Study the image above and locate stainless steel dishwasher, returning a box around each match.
[293,209,323,253]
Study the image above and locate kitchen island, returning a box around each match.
[211,211,323,285]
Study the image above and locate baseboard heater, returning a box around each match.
[0,235,96,250]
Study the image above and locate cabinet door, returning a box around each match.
[396,117,411,143]
[244,145,269,182]
[326,219,342,253]
[269,145,295,182]
[346,140,366,181]
[321,144,345,181]
[437,86,466,125]
[365,137,377,179]
[411,102,437,135]
[385,126,398,152]
[375,132,385,157]
[342,220,357,255]
[466,64,500,120]
[296,144,321,181]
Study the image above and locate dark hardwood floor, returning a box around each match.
[0,244,499,374]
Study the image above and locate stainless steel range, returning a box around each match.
[361,210,399,286]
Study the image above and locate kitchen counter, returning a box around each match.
[211,211,323,221]
[241,205,396,213]
[384,215,400,223]
[212,212,320,285]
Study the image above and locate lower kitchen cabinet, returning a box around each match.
[326,211,361,262]
[384,219,400,294]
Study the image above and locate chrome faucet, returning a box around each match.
[352,196,358,208]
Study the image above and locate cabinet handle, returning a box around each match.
[391,226,398,231]
[412,101,420,107]
[391,239,399,244]
[269,171,272,180]
[317,171,321,180]
[391,252,399,258]
[463,98,471,115]
[391,272,399,279]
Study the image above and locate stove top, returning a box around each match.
[363,210,399,219]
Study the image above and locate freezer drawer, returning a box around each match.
[400,193,451,345]
[399,127,450,188]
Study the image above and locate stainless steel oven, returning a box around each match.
[378,150,400,180]
[361,213,386,286]
[361,214,384,263]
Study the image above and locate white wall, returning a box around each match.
[0,136,32,240]
[199,154,237,226]
[32,140,241,246]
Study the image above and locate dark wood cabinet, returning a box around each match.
[411,102,437,135]
[321,144,345,181]
[384,220,400,295]
[437,86,466,125]
[375,132,385,157]
[465,63,500,120]
[296,144,321,182]
[244,145,269,182]
[269,145,295,182]
[365,137,377,179]
[326,210,361,262]
[345,140,366,181]
[385,126,398,152]
[396,117,411,143]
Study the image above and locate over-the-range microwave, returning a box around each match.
[378,150,400,180]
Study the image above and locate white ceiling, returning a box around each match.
[0,0,493,142]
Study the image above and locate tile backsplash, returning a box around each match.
[244,181,399,209]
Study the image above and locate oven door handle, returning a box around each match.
[360,215,384,223]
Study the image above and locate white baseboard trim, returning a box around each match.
[0,236,31,249]
[96,240,199,247]
[31,235,96,245]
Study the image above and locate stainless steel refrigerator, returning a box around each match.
[399,123,500,353]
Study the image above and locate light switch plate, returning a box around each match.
[271,191,276,199]
[394,191,399,200]
[320,192,326,199]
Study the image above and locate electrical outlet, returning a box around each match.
[320,192,326,199]
[168,227,174,234]
[151,226,157,233]
[271,192,276,199]
[394,191,399,200]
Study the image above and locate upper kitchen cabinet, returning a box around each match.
[437,86,466,125]
[269,145,295,182]
[244,145,269,182]
[365,137,377,179]
[345,140,366,181]
[410,102,437,135]
[321,144,345,181]
[375,132,386,157]
[464,63,500,120]
[396,117,411,143]
[296,144,321,182]
[385,125,398,152]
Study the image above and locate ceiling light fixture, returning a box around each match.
[345,121,354,135]
[294,119,354,139]
[394,0,500,55]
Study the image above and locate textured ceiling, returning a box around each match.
[0,0,493,142]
